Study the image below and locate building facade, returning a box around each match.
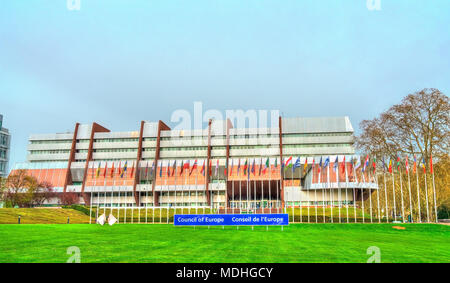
[12,116,377,209]
[0,115,11,178]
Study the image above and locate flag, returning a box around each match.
[151,161,155,177]
[303,157,308,172]
[264,157,269,174]
[189,160,198,176]
[172,160,177,177]
[108,214,117,226]
[201,160,205,176]
[103,162,108,178]
[372,157,376,174]
[388,159,393,174]
[274,158,278,170]
[251,159,256,175]
[420,157,426,173]
[243,159,248,175]
[405,156,409,174]
[117,162,122,177]
[110,162,115,178]
[382,157,387,172]
[341,156,346,175]
[323,156,330,168]
[237,159,241,176]
[285,156,293,171]
[354,157,361,170]
[258,158,262,176]
[130,161,135,177]
[96,163,101,178]
[121,161,128,178]
[318,157,323,174]
[333,156,339,172]
[292,157,300,173]
[396,156,401,172]
[180,160,184,176]
[159,161,162,177]
[209,159,212,176]
[413,155,417,174]
[224,159,228,176]
[215,159,219,176]
[430,154,433,174]
[145,161,149,178]
[362,154,369,172]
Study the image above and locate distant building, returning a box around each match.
[0,114,11,178]
[11,115,377,208]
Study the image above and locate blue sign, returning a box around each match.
[174,214,289,226]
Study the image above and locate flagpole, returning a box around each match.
[269,159,272,214]
[383,171,388,223]
[306,158,310,223]
[96,163,101,221]
[337,156,341,223]
[298,158,302,223]
[328,157,332,223]
[89,162,95,224]
[314,159,318,223]
[195,161,199,216]
[102,162,108,216]
[415,158,421,223]
[392,167,397,222]
[406,159,413,223]
[368,170,373,223]
[109,163,114,221]
[424,166,430,223]
[375,171,381,223]
[167,161,170,224]
[431,163,438,223]
[352,157,358,223]
[361,165,365,224]
[145,162,149,224]
[345,157,349,223]
[399,166,405,223]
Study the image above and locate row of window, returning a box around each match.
[160,146,208,151]
[94,138,139,143]
[284,143,352,148]
[30,139,72,145]
[283,132,352,138]
[29,150,70,155]
[94,148,137,153]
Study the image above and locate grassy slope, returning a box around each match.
[0,208,90,224]
[0,224,448,263]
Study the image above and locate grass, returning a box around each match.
[0,223,448,263]
[0,208,90,224]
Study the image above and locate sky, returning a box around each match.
[1,0,449,170]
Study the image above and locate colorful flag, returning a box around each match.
[323,156,330,168]
[396,156,401,172]
[388,159,393,174]
[333,156,339,172]
[122,161,128,178]
[243,159,248,175]
[382,157,387,172]
[274,158,278,170]
[130,161,135,177]
[318,157,323,174]
[354,157,361,170]
[341,156,346,175]
[372,157,376,174]
[200,160,205,176]
[110,162,115,178]
[103,162,108,178]
[292,157,300,173]
[224,159,228,176]
[145,161,149,178]
[96,162,101,178]
[117,162,122,177]
[172,160,177,177]
[285,156,293,171]
[189,160,198,176]
[362,154,369,172]
[303,157,308,172]
[405,156,409,174]
[229,159,233,176]
[413,155,417,174]
[180,160,184,176]
[159,161,162,178]
[237,159,241,176]
[420,157,426,173]
[264,157,269,174]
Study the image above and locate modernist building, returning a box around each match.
[0,115,11,178]
[12,116,377,209]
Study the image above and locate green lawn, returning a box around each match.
[0,208,90,224]
[0,224,448,263]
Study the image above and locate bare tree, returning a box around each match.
[356,88,449,161]
[59,192,80,206]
